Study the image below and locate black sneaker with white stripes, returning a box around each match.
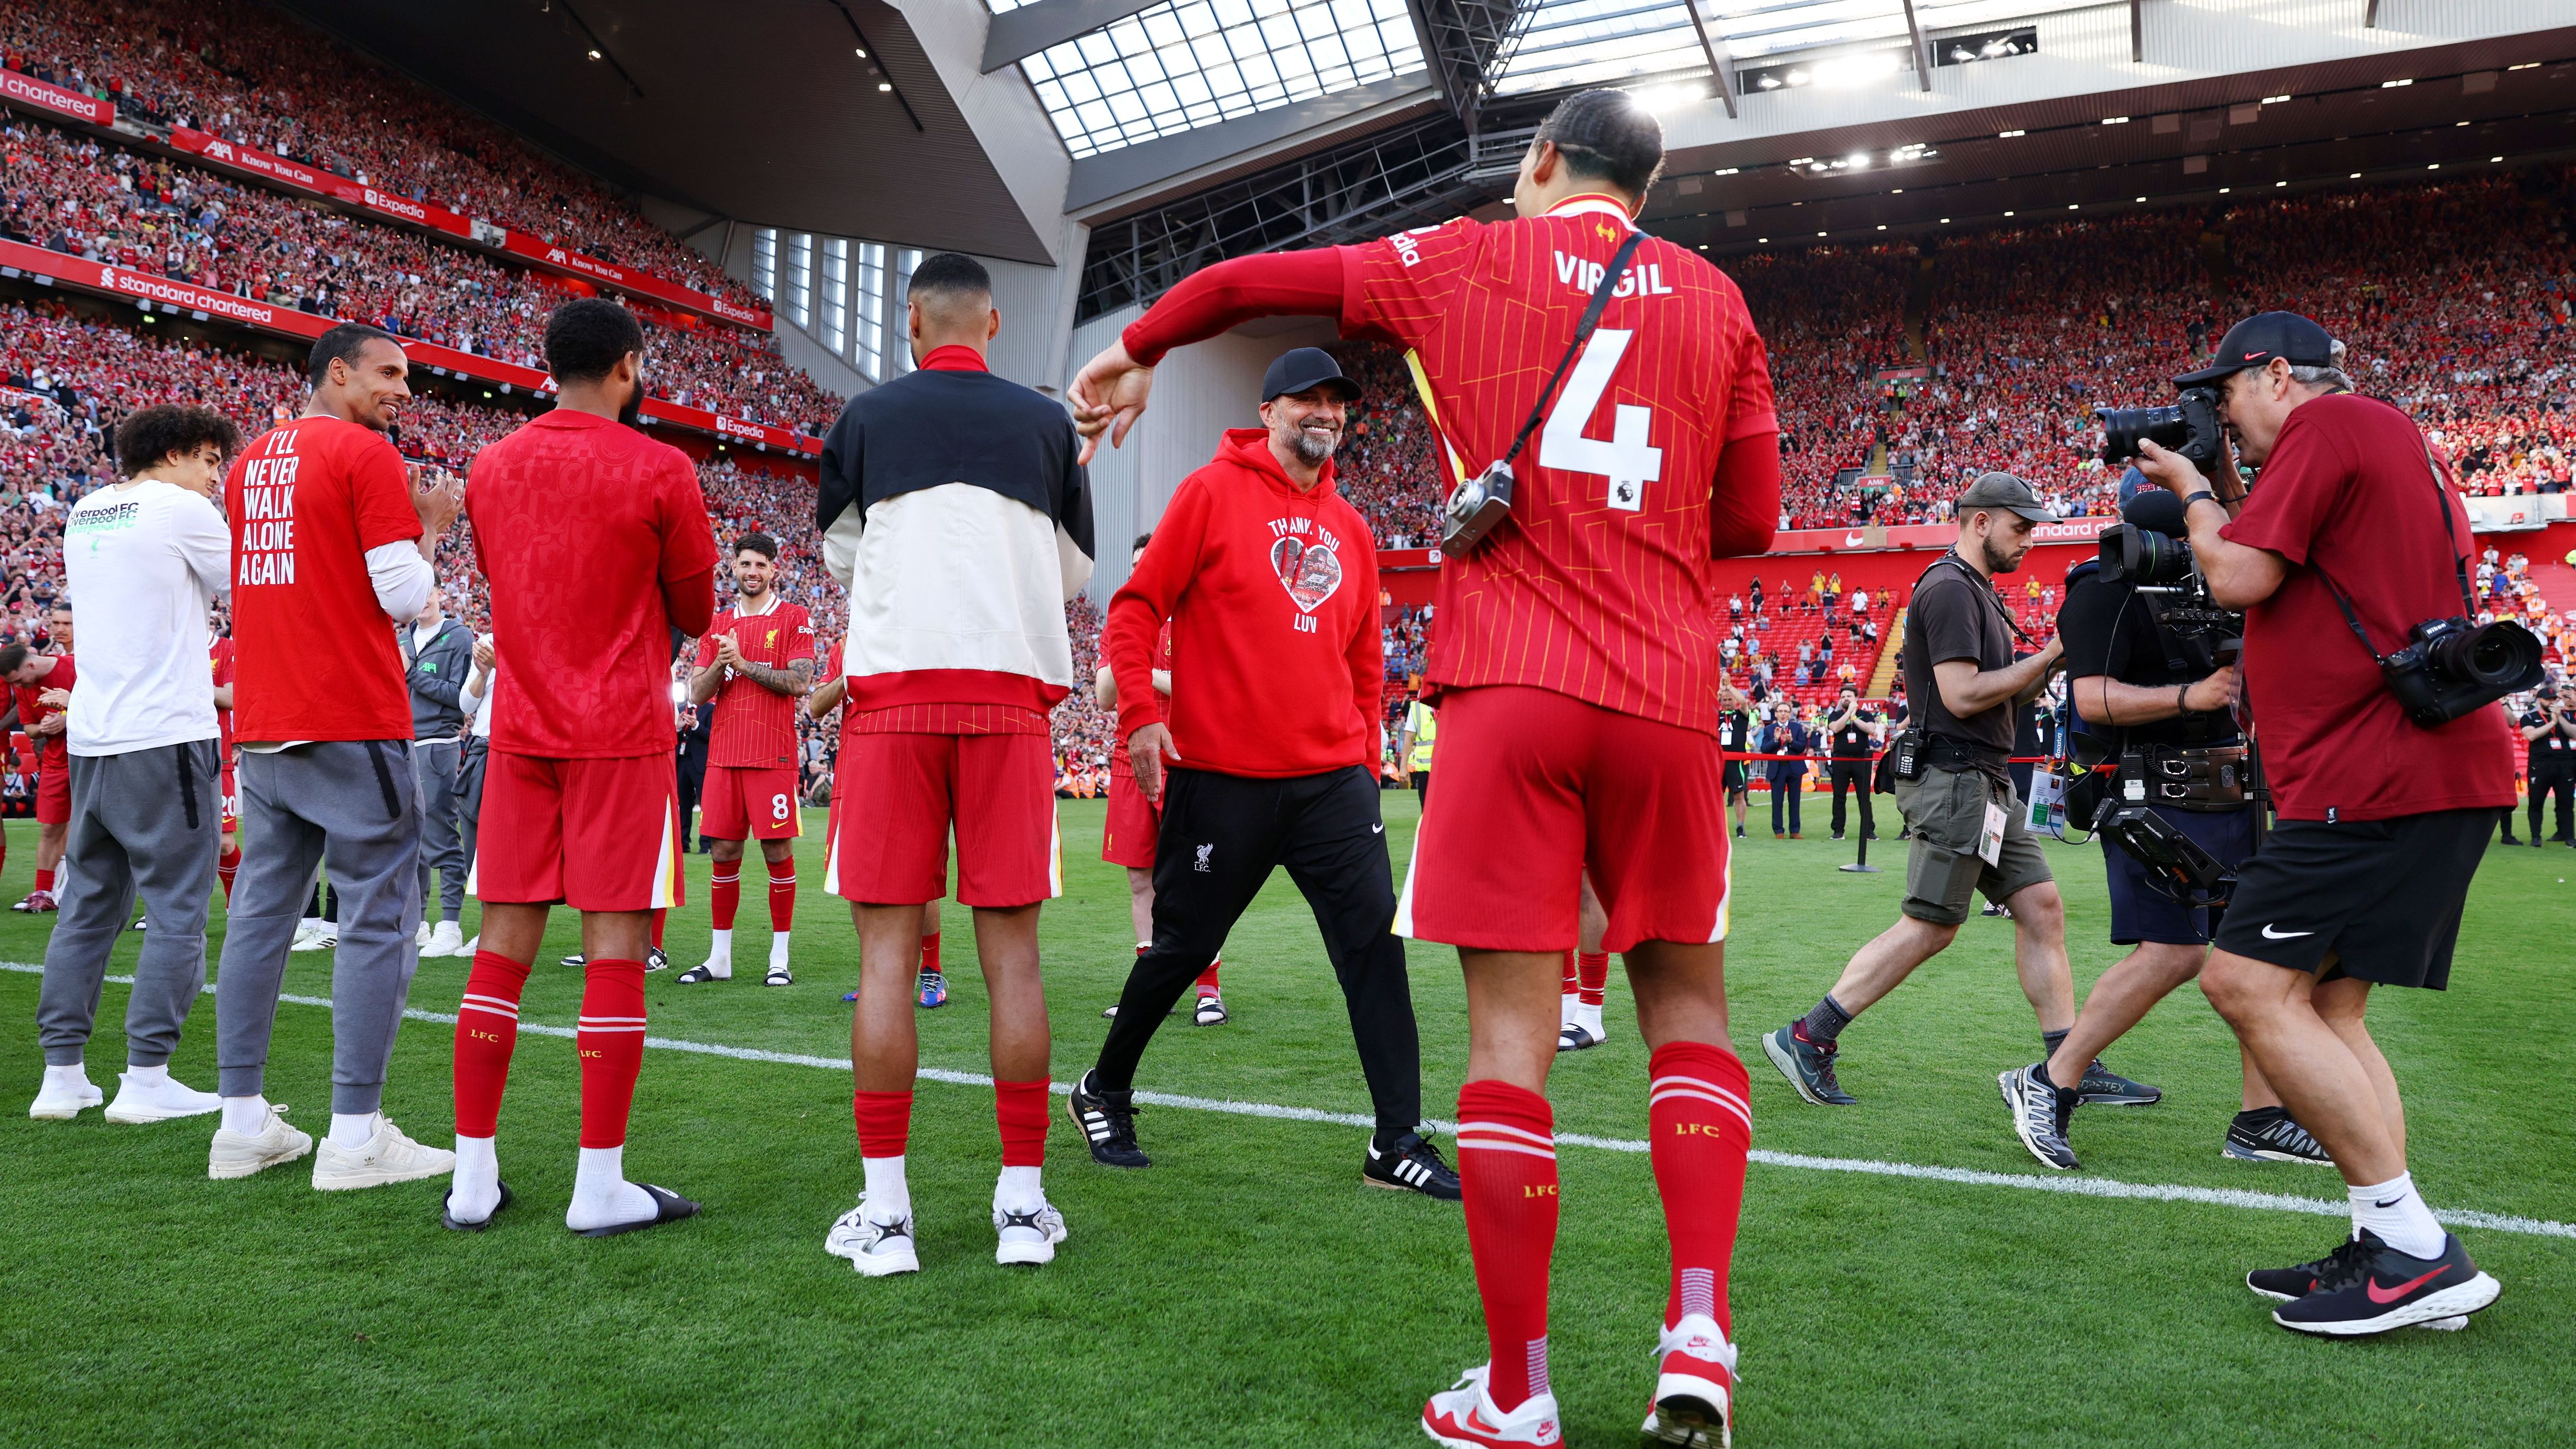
[1998,1064,2079,1171]
[1362,1131,1461,1200]
[2224,1107,2333,1164]
[1065,1069,1149,1168]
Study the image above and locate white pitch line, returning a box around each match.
[10,962,2571,1241]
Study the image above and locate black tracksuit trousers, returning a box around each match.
[1094,764,1421,1137]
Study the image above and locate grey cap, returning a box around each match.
[1955,471,2053,523]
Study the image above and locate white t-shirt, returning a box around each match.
[63,479,230,755]
[460,632,496,740]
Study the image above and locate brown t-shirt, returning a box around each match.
[1902,556,2016,761]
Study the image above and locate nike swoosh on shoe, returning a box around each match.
[2367,1266,2451,1304]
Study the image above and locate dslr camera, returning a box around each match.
[2097,387,2226,470]
[2095,491,2242,650]
[2378,616,2545,727]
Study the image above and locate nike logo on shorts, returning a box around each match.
[2260,924,2314,939]
[1371,823,1384,834]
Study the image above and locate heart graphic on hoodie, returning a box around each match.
[1269,536,1344,614]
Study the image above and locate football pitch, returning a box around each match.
[2,795,2570,1448]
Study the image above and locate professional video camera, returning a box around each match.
[2097,386,2226,470]
[2093,490,2242,651]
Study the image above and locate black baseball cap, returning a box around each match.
[1261,347,1362,404]
[1955,471,2053,523]
[2173,311,2336,386]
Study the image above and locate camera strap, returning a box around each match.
[2304,443,2475,663]
[1490,229,1648,474]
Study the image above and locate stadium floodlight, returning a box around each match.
[854,46,867,57]
[2103,116,2129,125]
[2263,93,2291,103]
[1998,129,2025,138]
[1877,224,1886,230]
[2509,61,2539,70]
[2003,209,2014,215]
[2352,172,2363,178]
[1940,217,1951,223]
[587,48,602,60]
[1713,167,1739,176]
[2382,78,2411,88]
[1845,151,1869,168]
[878,82,893,92]
[2135,196,2146,202]
[2428,163,2440,169]
[2492,156,2504,163]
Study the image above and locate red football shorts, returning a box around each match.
[700,763,804,841]
[1395,685,1731,953]
[469,751,685,912]
[35,761,68,825]
[827,731,1060,908]
[1101,761,1159,869]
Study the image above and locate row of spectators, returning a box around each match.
[0,0,763,313]
[0,116,840,434]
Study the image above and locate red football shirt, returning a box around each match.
[2221,391,2516,821]
[208,636,235,757]
[696,595,815,769]
[468,410,718,758]
[13,654,72,767]
[1338,197,1778,736]
[226,416,420,741]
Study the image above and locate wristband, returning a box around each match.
[2182,490,2222,513]
[2176,685,2192,715]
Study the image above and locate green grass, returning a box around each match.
[1,796,2570,1447]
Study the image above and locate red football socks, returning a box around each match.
[920,930,942,976]
[1577,951,1609,1008]
[767,855,796,932]
[1456,1079,1558,1412]
[650,909,666,950]
[994,1079,1049,1167]
[1195,958,1221,997]
[575,958,648,1149]
[1559,949,1578,998]
[1647,1041,1752,1335]
[853,1088,914,1158]
[33,868,53,894]
[216,844,240,902]
[708,866,740,931]
[452,950,531,1138]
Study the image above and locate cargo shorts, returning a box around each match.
[1892,763,2053,926]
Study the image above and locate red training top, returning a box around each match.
[12,654,72,768]
[697,595,816,769]
[1107,430,1382,778]
[226,417,421,742]
[468,409,718,759]
[1122,196,1779,737]
[2221,391,2516,821]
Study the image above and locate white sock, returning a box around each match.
[862,1154,910,1220]
[328,1112,379,1149]
[995,1164,1044,1213]
[220,1095,270,1135]
[1559,991,1579,1027]
[707,928,733,974]
[567,1144,656,1229]
[450,1135,500,1219]
[124,1062,170,1089]
[2350,1172,2446,1259]
[770,931,791,968]
[1575,1002,1606,1038]
[44,1062,90,1091]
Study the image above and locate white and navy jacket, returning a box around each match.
[816,362,1094,714]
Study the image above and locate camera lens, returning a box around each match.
[2097,404,2190,465]
[2428,620,2545,690]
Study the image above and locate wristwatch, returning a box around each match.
[2182,490,2222,514]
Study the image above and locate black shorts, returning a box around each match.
[1722,762,1749,795]
[2102,802,2256,946]
[2210,807,2500,990]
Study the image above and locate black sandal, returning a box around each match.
[442,1181,514,1232]
[572,1183,701,1237]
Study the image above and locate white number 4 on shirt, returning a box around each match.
[1538,329,1662,512]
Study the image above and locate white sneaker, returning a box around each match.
[209,1105,314,1180]
[461,935,479,956]
[765,962,794,987]
[288,919,323,950]
[311,1114,457,1190]
[416,921,433,949]
[292,925,338,952]
[824,1196,920,1276]
[29,1069,102,1120]
[427,920,466,958]
[1641,1314,1738,1448]
[1420,1363,1563,1447]
[993,1197,1068,1266]
[104,1070,224,1123]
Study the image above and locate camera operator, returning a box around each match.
[1764,473,2101,1109]
[2135,311,2511,1336]
[1824,684,1880,841]
[2518,685,2574,846]
[1997,472,2327,1174]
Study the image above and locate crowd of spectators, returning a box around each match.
[0,116,839,433]
[0,0,764,312]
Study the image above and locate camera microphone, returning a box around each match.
[2121,489,2187,536]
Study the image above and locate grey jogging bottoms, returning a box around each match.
[215,740,423,1114]
[35,741,221,1067]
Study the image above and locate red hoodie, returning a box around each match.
[1107,429,1382,778]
